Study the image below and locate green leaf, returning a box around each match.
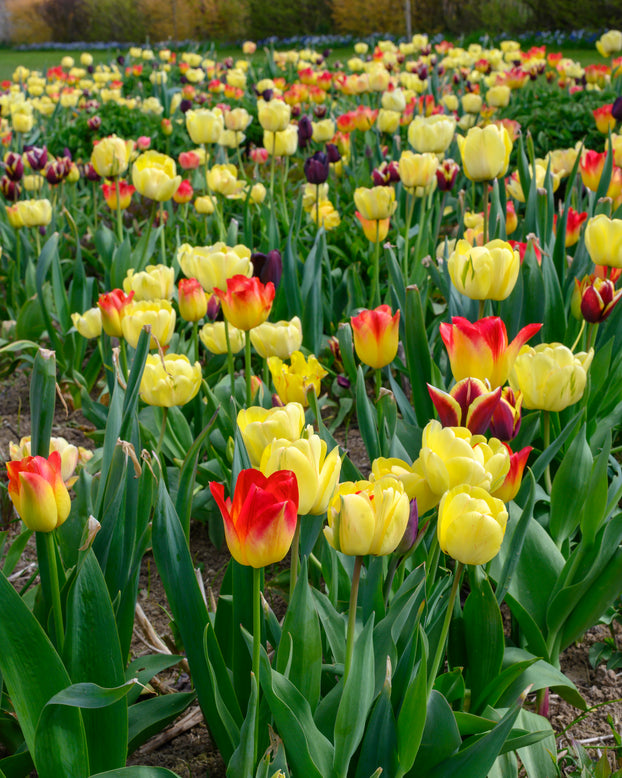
[151,479,242,763]
[404,285,434,427]
[355,659,398,778]
[259,650,334,778]
[355,365,380,463]
[127,693,196,753]
[174,416,217,541]
[64,550,128,772]
[513,708,556,778]
[277,557,322,710]
[0,571,88,775]
[580,432,611,546]
[410,690,461,775]
[333,615,375,778]
[549,423,592,546]
[90,769,182,777]
[125,654,184,706]
[495,471,536,606]
[300,227,325,354]
[497,648,585,710]
[311,587,346,666]
[464,576,504,713]
[29,347,56,457]
[227,673,258,778]
[396,627,428,774]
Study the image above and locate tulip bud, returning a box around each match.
[178,277,208,322]
[304,151,330,185]
[297,115,313,149]
[251,249,282,288]
[7,451,71,532]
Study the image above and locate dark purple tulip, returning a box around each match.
[4,152,23,181]
[612,96,622,122]
[304,151,329,185]
[297,115,313,150]
[206,295,221,321]
[0,176,20,201]
[251,249,282,289]
[326,143,341,164]
[24,145,48,171]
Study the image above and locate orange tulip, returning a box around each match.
[178,278,207,322]
[491,445,532,503]
[209,469,298,567]
[351,305,400,368]
[7,451,71,532]
[97,288,134,337]
[213,275,274,331]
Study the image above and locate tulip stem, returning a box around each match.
[252,565,261,766]
[344,555,363,683]
[245,330,252,406]
[224,319,236,398]
[140,202,156,268]
[542,411,552,494]
[43,530,64,654]
[159,217,167,265]
[403,190,415,283]
[375,368,382,403]
[114,178,123,243]
[482,182,489,244]
[369,226,381,308]
[478,300,486,320]
[269,139,276,206]
[289,519,300,601]
[156,406,169,459]
[586,322,598,352]
[428,561,463,689]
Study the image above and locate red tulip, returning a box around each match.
[7,451,71,532]
[427,377,502,434]
[491,445,532,503]
[439,316,542,389]
[351,305,400,368]
[209,469,299,567]
[97,288,134,337]
[213,275,275,331]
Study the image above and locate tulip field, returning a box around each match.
[3,28,622,778]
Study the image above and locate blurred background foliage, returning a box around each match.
[1,0,622,45]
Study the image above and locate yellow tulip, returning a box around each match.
[311,118,335,142]
[377,109,400,134]
[448,238,520,301]
[438,484,508,565]
[509,343,594,412]
[123,265,175,301]
[15,198,52,227]
[398,151,438,192]
[260,431,341,515]
[120,299,176,349]
[90,135,133,178]
[354,185,397,220]
[486,85,511,108]
[132,150,181,202]
[71,307,102,339]
[140,354,201,407]
[177,242,252,294]
[250,317,303,359]
[407,114,456,154]
[199,321,245,355]
[185,108,224,145]
[371,456,438,516]
[237,402,305,467]
[324,476,410,556]
[263,126,298,156]
[257,99,291,132]
[457,124,513,181]
[268,350,327,407]
[584,214,622,268]
[461,93,483,114]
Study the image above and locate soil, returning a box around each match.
[2,367,622,777]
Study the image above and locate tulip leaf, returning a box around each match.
[354,661,398,778]
[333,615,376,778]
[277,557,322,710]
[64,549,128,773]
[280,202,303,321]
[410,690,461,775]
[175,415,218,541]
[227,674,258,778]
[424,692,524,778]
[33,232,64,355]
[397,630,428,774]
[300,226,325,354]
[404,285,434,427]
[463,575,504,714]
[125,654,185,706]
[579,431,611,546]
[470,659,538,716]
[0,750,33,777]
[311,587,347,666]
[540,253,566,344]
[152,478,241,763]
[127,692,196,754]
[495,471,536,606]
[496,648,584,710]
[259,649,334,778]
[90,769,182,777]
[336,322,358,387]
[549,423,592,546]
[529,408,582,484]
[355,365,380,463]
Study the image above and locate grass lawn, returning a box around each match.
[0,43,610,83]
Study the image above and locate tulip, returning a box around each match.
[139,353,202,407]
[237,403,305,467]
[436,158,460,191]
[427,377,502,435]
[584,214,622,268]
[260,432,341,515]
[554,207,587,247]
[213,275,274,331]
[579,150,606,193]
[14,198,52,227]
[177,242,252,294]
[350,305,400,369]
[90,135,133,178]
[7,451,71,532]
[509,343,594,412]
[440,316,542,389]
[9,436,84,486]
[489,387,523,441]
[173,179,194,204]
[250,317,303,359]
[251,249,282,288]
[371,457,438,516]
[102,180,135,210]
[194,195,216,215]
[457,124,512,181]
[398,151,439,192]
[185,108,224,145]
[268,350,327,407]
[438,484,508,565]
[596,30,622,57]
[304,151,330,185]
[209,469,299,567]
[487,85,511,108]
[263,126,298,156]
[377,109,400,134]
[71,307,102,339]
[132,150,182,202]
[120,299,176,349]
[354,185,397,221]
[491,445,532,503]
[593,104,616,135]
[407,114,456,154]
[257,99,291,132]
[123,264,175,301]
[178,278,207,322]
[417,420,510,500]
[311,200,341,230]
[461,92,483,114]
[312,118,336,142]
[199,321,245,355]
[98,288,134,338]
[448,238,520,301]
[324,476,410,556]
[179,150,202,170]
[207,164,245,198]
